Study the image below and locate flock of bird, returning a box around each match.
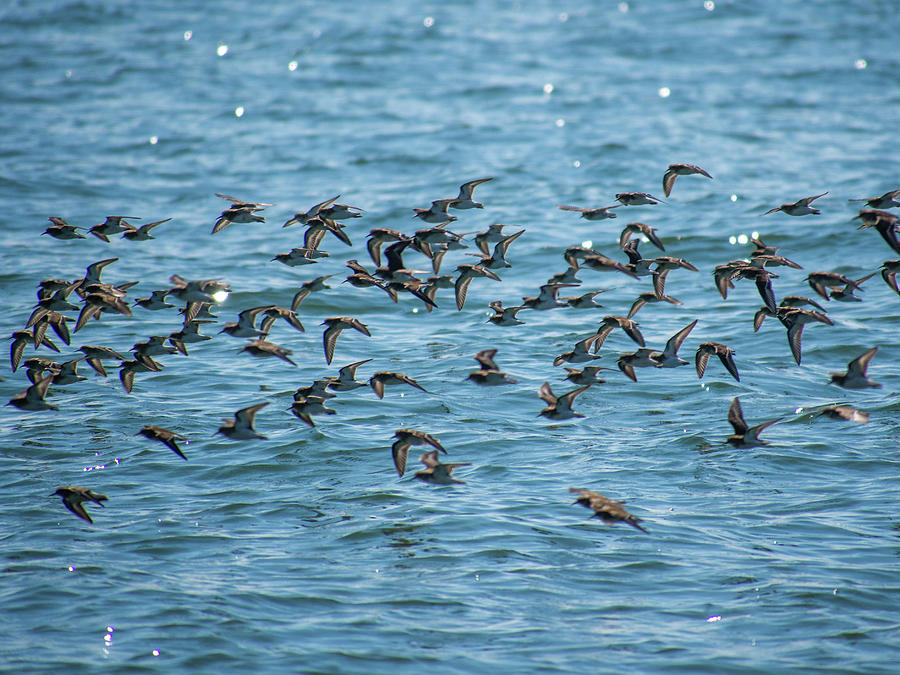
[9,167,899,532]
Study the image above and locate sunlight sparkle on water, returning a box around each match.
[216,44,228,56]
[659,87,671,98]
[704,1,715,10]
[211,290,230,303]
[423,17,434,28]
[854,59,867,70]
[555,119,565,127]
[581,240,592,248]
[707,615,722,622]
[731,194,738,202]
[183,31,192,41]
[558,12,569,22]
[618,2,629,12]
[288,61,298,71]
[543,83,554,94]
[234,107,244,118]
[573,160,580,168]
[149,136,158,145]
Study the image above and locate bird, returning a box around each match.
[662,163,713,197]
[450,177,493,209]
[619,222,665,252]
[217,402,269,440]
[828,272,875,302]
[414,450,470,485]
[138,425,189,460]
[553,336,603,367]
[562,290,607,309]
[521,283,578,310]
[327,359,373,392]
[474,224,516,254]
[366,228,408,266]
[695,342,740,382]
[7,375,57,411]
[282,195,340,227]
[627,291,682,319]
[829,347,881,389]
[89,216,140,242]
[848,189,900,210]
[649,319,698,368]
[591,316,645,351]
[392,429,446,477]
[487,301,526,326]
[10,329,58,371]
[321,317,371,365]
[78,345,128,377]
[214,307,266,338]
[880,260,900,296]
[168,319,215,355]
[854,209,900,255]
[466,229,525,269]
[52,486,108,524]
[556,204,619,220]
[806,271,863,301]
[118,355,163,393]
[42,217,86,239]
[133,290,175,311]
[369,371,427,399]
[726,397,781,448]
[615,192,666,206]
[538,382,589,420]
[121,218,172,241]
[413,198,458,223]
[467,348,518,385]
[818,405,869,424]
[775,307,833,365]
[258,306,305,335]
[240,339,297,366]
[568,488,648,533]
[454,264,501,310]
[616,348,658,382]
[564,365,609,385]
[289,396,337,427]
[291,275,333,311]
[763,192,828,216]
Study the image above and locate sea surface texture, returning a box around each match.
[2,0,899,672]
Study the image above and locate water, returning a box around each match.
[2,0,899,671]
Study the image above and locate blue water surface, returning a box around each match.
[2,0,899,672]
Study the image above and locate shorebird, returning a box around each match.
[138,425,189,460]
[168,275,230,305]
[474,224,515,254]
[763,192,827,216]
[854,209,900,255]
[805,271,862,301]
[43,217,85,239]
[652,256,700,298]
[556,204,620,220]
[132,335,178,358]
[818,405,869,424]
[563,290,607,309]
[217,402,269,440]
[53,486,107,523]
[321,317,370,365]
[450,177,493,209]
[271,248,324,267]
[134,289,174,311]
[78,345,128,377]
[553,336,603,367]
[291,275,333,310]
[327,359,372,392]
[7,375,57,411]
[168,320,215,355]
[726,397,781,448]
[259,306,305,335]
[538,382,589,420]
[569,487,649,533]
[89,216,139,242]
[829,347,881,389]
[119,355,162,393]
[366,228,408,266]
[581,253,640,279]
[620,221,665,251]
[466,229,524,269]
[282,195,341,227]
[591,315,645,351]
[829,272,875,302]
[649,319,698,368]
[775,307,833,365]
[10,330,58,371]
[369,371,427,399]
[487,301,526,326]
[212,193,270,233]
[627,291,682,318]
[121,218,172,241]
[289,396,337,427]
[662,163,713,197]
[392,429,445,477]
[51,358,87,386]
[564,365,609,385]
[413,198,458,223]
[240,339,297,366]
[848,189,900,210]
[880,260,900,296]
[466,348,517,385]
[615,192,666,206]
[413,451,470,485]
[695,342,740,382]
[220,306,271,338]
[521,283,578,310]
[616,348,658,382]
[454,264,501,310]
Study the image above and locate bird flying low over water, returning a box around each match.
[538,382,589,420]
[829,347,881,389]
[217,402,269,440]
[392,429,445,477]
[763,192,828,216]
[568,488,648,533]
[695,342,740,382]
[414,450,470,485]
[53,486,108,524]
[726,397,781,448]
[138,425,189,460]
[662,163,712,197]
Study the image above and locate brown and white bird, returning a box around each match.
[568,487,648,533]
[538,382,589,420]
[763,192,828,216]
[726,397,781,448]
[695,342,740,382]
[217,402,269,440]
[414,450,470,485]
[829,347,881,389]
[662,163,712,197]
[450,177,493,209]
[391,429,446,477]
[321,317,371,365]
[138,425,189,460]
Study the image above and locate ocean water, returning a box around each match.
[2,0,899,671]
